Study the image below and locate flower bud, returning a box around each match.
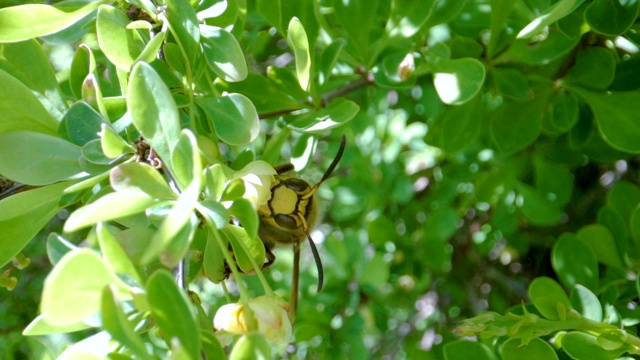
[232,161,277,209]
[214,296,292,344]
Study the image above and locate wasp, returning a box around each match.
[257,134,346,320]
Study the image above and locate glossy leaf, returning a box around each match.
[550,90,579,132]
[577,224,623,269]
[570,88,640,153]
[99,124,134,159]
[534,157,573,207]
[201,25,247,82]
[287,17,311,91]
[288,98,359,133]
[517,0,586,38]
[147,270,201,360]
[0,192,62,268]
[0,2,101,42]
[443,340,498,360]
[0,40,67,121]
[571,284,603,322]
[492,68,529,100]
[101,286,151,359]
[552,233,599,292]
[0,131,82,185]
[196,93,259,146]
[203,228,227,283]
[128,62,180,165]
[386,0,433,38]
[222,224,265,274]
[564,47,615,90]
[439,96,481,153]
[0,68,58,135]
[64,101,104,146]
[96,5,146,72]
[433,58,486,105]
[170,129,203,192]
[96,223,143,284]
[585,0,640,36]
[332,0,380,61]
[562,332,627,359]
[46,233,77,266]
[491,98,544,155]
[41,249,130,326]
[64,192,158,232]
[516,182,562,226]
[229,333,272,360]
[528,276,572,320]
[501,338,558,360]
[163,0,200,67]
[215,73,304,114]
[23,314,90,336]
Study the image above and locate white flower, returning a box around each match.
[213,296,292,344]
[233,161,276,209]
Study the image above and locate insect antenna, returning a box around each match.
[302,134,347,200]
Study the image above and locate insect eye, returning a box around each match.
[283,178,310,193]
[274,213,300,230]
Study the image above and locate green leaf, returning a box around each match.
[222,224,265,274]
[443,340,498,360]
[110,163,176,200]
[432,58,485,105]
[196,93,259,146]
[501,338,558,360]
[505,29,581,65]
[287,98,359,133]
[585,0,640,36]
[318,39,344,86]
[439,96,482,153]
[598,206,629,262]
[163,0,200,67]
[128,61,181,165]
[0,68,58,135]
[516,182,562,226]
[487,0,517,58]
[517,0,586,38]
[201,25,247,82]
[41,249,130,326]
[170,129,203,192]
[69,45,91,100]
[564,47,615,90]
[569,88,640,153]
[492,68,529,100]
[0,2,102,42]
[332,0,380,61]
[0,39,67,121]
[385,0,434,38]
[630,204,640,247]
[0,131,82,185]
[552,233,599,292]
[534,157,573,207]
[491,100,543,155]
[571,284,603,322]
[46,233,77,266]
[607,181,640,227]
[215,73,304,114]
[99,123,134,159]
[229,333,272,360]
[147,270,201,360]
[203,228,227,283]
[0,190,63,267]
[64,192,158,232]
[360,253,390,289]
[550,90,579,132]
[0,181,69,221]
[562,332,627,359]
[101,286,151,360]
[96,5,146,72]
[230,198,259,239]
[23,314,90,336]
[64,101,104,146]
[577,224,623,268]
[267,65,308,101]
[528,276,572,320]
[96,223,143,284]
[142,190,199,266]
[287,17,311,91]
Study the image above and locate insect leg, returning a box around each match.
[290,241,300,324]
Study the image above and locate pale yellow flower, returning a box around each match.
[233,161,276,208]
[213,296,292,344]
